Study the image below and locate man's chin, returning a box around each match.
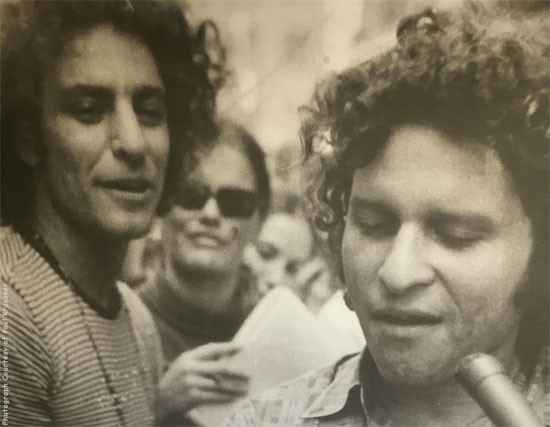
[379,367,449,387]
[373,350,457,387]
[85,216,154,243]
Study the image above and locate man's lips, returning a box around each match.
[373,309,443,326]
[98,178,153,193]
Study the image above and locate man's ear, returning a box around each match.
[14,120,39,167]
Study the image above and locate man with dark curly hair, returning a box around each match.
[0,1,215,425]
[227,2,549,426]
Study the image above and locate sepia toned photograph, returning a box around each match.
[0,0,548,426]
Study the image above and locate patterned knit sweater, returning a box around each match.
[0,226,164,426]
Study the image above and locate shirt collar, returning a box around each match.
[301,352,363,418]
[301,346,549,424]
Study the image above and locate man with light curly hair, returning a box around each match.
[226,2,549,426]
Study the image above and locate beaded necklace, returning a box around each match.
[18,224,127,426]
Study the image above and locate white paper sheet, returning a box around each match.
[187,286,342,426]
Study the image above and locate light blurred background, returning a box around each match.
[122,2,465,351]
[123,0,463,312]
[186,0,461,157]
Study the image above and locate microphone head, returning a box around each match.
[455,353,544,426]
[455,353,506,389]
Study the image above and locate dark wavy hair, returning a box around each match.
[301,2,549,369]
[1,0,217,223]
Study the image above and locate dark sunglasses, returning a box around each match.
[174,185,258,218]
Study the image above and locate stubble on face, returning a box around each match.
[342,124,533,386]
[36,23,169,243]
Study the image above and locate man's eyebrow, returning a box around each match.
[349,197,393,215]
[428,210,496,231]
[58,84,166,99]
[349,198,497,231]
[134,85,166,99]
[58,85,113,99]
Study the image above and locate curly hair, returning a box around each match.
[1,0,217,223]
[301,2,549,368]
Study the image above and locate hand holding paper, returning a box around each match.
[156,342,250,417]
[188,287,346,426]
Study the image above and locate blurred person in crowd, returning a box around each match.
[0,0,215,424]
[246,190,364,353]
[227,2,549,426]
[139,118,271,423]
[244,191,335,313]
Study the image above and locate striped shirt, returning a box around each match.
[227,348,550,426]
[0,226,164,426]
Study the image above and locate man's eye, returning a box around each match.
[134,97,166,127]
[67,98,107,124]
[434,228,482,250]
[354,216,396,238]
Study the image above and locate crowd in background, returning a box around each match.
[121,140,366,360]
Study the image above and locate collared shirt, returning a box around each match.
[226,347,550,426]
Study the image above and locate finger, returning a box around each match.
[201,375,250,395]
[167,359,249,383]
[188,342,243,360]
[169,343,242,371]
[185,371,249,393]
[193,361,250,380]
[191,389,245,406]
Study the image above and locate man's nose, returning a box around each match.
[199,197,221,224]
[111,98,146,163]
[378,224,435,294]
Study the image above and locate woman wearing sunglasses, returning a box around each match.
[139,118,271,424]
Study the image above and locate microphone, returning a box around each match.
[455,353,543,426]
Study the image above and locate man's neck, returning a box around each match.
[371,349,521,426]
[164,259,241,314]
[30,210,125,311]
[373,374,487,426]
